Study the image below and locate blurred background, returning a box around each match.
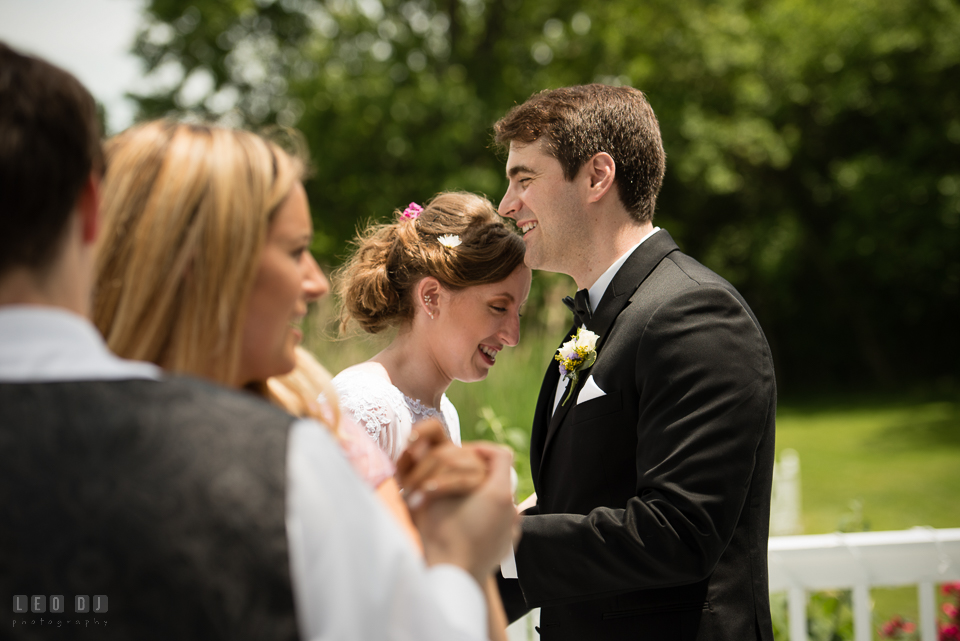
[2,0,958,636]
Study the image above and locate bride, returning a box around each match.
[333,192,529,641]
[332,192,531,462]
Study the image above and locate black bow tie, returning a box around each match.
[562,289,592,328]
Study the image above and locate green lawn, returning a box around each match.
[777,397,960,534]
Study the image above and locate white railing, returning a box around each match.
[770,527,960,641]
[507,527,960,641]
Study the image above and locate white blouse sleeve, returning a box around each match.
[286,419,487,641]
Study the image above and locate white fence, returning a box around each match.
[507,527,960,641]
[770,527,960,641]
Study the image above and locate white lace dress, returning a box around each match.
[333,364,461,463]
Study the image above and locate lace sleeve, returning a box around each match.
[335,414,396,488]
[332,369,409,462]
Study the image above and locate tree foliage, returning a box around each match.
[129,0,960,391]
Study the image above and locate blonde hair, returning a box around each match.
[267,347,341,433]
[94,120,336,430]
[335,191,525,334]
[95,120,302,385]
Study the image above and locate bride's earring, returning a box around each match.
[423,295,435,319]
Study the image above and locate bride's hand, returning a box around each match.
[397,419,486,506]
[516,491,537,513]
[405,442,518,584]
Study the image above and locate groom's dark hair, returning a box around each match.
[0,41,104,277]
[494,84,665,224]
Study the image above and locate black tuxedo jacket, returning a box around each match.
[499,231,776,641]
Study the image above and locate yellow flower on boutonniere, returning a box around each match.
[554,327,599,405]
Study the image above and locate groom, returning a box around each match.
[495,84,777,640]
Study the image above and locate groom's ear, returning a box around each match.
[585,152,616,204]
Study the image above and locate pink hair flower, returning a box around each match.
[402,202,423,219]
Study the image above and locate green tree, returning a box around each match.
[129,0,960,391]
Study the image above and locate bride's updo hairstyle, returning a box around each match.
[336,191,525,334]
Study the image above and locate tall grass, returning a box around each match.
[305,288,960,530]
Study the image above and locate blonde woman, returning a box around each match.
[94,122,512,640]
[93,120,409,539]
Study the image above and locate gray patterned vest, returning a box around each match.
[0,376,299,640]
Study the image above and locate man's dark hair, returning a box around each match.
[494,84,666,223]
[0,42,104,276]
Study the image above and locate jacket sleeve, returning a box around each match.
[514,285,776,606]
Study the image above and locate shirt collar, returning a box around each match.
[586,227,661,313]
[0,305,162,382]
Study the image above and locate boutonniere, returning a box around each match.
[554,328,599,405]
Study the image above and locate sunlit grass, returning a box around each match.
[776,399,960,534]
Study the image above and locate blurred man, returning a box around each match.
[0,41,515,640]
[495,84,777,641]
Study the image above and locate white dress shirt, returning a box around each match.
[551,227,661,413]
[0,305,487,641]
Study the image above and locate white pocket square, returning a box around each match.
[576,375,606,405]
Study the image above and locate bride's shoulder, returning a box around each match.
[333,362,400,399]
[334,361,390,384]
[332,362,406,444]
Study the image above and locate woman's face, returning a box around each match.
[431,264,532,384]
[238,182,328,386]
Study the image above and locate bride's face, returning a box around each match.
[431,264,532,383]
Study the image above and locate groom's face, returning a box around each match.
[499,140,585,275]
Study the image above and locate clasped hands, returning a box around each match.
[396,420,519,585]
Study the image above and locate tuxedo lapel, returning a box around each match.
[587,230,680,351]
[530,324,576,487]
[537,230,680,481]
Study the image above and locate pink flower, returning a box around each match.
[883,616,906,637]
[401,202,423,219]
[942,582,960,597]
[940,623,960,641]
[881,616,920,639]
[944,603,959,619]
